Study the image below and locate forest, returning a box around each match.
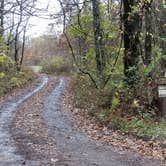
[0,0,166,165]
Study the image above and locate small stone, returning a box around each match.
[51,158,59,163]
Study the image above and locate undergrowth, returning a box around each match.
[41,56,72,75]
[71,74,166,140]
[0,55,35,97]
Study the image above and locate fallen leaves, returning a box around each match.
[62,85,166,162]
[11,76,61,164]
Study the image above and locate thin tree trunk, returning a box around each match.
[0,0,4,36]
[20,27,26,68]
[144,2,153,66]
[92,0,106,82]
[14,0,23,70]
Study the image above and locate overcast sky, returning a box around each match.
[27,0,61,37]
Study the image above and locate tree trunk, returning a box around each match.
[14,0,23,70]
[123,0,142,86]
[158,0,166,76]
[19,25,27,69]
[0,0,4,36]
[92,0,106,83]
[144,2,153,66]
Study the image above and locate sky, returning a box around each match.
[27,0,61,37]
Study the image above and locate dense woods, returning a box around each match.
[54,0,166,141]
[56,0,166,111]
[0,0,166,153]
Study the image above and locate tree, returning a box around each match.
[157,0,166,75]
[92,0,106,83]
[0,0,4,36]
[123,0,142,86]
[1,0,37,70]
[144,0,153,66]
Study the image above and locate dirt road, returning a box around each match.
[0,75,164,166]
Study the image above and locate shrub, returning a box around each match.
[0,55,35,97]
[41,56,71,74]
[71,73,120,120]
[0,55,15,72]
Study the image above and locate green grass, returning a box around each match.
[110,116,166,140]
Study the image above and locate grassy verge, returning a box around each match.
[109,116,166,140]
[0,68,35,98]
[71,74,166,140]
[0,55,35,97]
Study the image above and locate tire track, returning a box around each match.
[0,75,48,166]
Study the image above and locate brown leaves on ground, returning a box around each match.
[11,76,64,165]
[61,84,166,162]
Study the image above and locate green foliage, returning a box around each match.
[111,97,120,110]
[111,116,166,140]
[41,56,71,74]
[0,37,7,56]
[72,74,96,109]
[67,1,121,88]
[72,70,166,139]
[0,55,15,72]
[140,48,166,77]
[67,0,166,141]
[0,68,34,97]
[133,47,166,109]
[72,73,123,120]
[10,77,22,87]
[0,54,34,97]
